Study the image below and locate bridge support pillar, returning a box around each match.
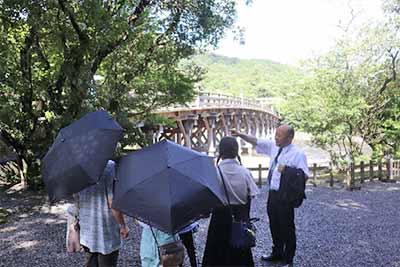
[177,115,196,147]
[206,113,218,155]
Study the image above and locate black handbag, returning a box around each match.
[230,217,259,249]
[218,166,258,249]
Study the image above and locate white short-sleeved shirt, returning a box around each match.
[217,159,260,205]
[256,139,309,191]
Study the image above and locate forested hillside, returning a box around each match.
[190,53,303,98]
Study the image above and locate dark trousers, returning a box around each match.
[83,246,119,267]
[179,231,198,267]
[267,190,296,264]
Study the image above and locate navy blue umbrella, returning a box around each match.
[112,140,226,234]
[41,110,123,203]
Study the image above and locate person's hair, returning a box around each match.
[216,136,242,165]
[287,125,295,139]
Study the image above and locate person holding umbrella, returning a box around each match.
[78,159,129,267]
[140,222,181,267]
[112,139,227,266]
[202,136,259,267]
[41,110,128,266]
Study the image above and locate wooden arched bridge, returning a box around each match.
[150,92,280,154]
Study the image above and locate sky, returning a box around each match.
[212,0,384,65]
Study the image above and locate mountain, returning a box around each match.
[189,53,304,98]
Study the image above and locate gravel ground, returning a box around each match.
[1,181,400,267]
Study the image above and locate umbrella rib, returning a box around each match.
[170,167,217,191]
[169,154,206,168]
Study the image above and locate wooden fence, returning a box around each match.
[247,159,400,189]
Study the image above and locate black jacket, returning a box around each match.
[279,166,307,208]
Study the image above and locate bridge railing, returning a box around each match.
[158,91,276,115]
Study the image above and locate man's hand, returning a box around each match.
[120,225,129,239]
[230,130,258,146]
[278,164,285,173]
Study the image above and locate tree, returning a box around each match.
[280,17,399,167]
[0,0,237,187]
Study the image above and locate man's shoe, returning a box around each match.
[261,254,283,262]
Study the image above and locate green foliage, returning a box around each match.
[280,19,400,167]
[0,0,237,187]
[188,53,303,98]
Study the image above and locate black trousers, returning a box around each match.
[179,231,198,267]
[267,190,296,264]
[82,246,119,267]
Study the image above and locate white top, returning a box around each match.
[256,139,309,191]
[217,159,260,205]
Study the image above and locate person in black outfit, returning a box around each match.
[179,222,199,267]
[202,136,259,267]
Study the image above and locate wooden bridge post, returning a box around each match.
[240,113,252,155]
[258,114,265,138]
[258,164,262,188]
[206,113,217,155]
[181,115,196,148]
[265,116,272,138]
[233,112,244,152]
[223,112,233,135]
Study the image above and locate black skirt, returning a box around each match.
[202,202,254,267]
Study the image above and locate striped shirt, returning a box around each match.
[79,160,121,254]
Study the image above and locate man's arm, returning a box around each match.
[109,199,129,239]
[231,130,258,146]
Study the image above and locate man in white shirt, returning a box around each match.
[232,125,309,267]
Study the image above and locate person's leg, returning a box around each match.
[267,191,284,258]
[179,231,198,267]
[97,249,119,267]
[83,246,99,267]
[281,203,296,264]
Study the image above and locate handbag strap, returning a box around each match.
[149,226,162,260]
[217,166,234,220]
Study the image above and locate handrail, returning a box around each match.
[156,91,277,115]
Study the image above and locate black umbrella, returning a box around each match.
[112,140,226,234]
[42,110,123,203]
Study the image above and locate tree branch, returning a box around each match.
[379,49,398,94]
[57,0,89,46]
[19,26,36,127]
[34,34,50,70]
[90,0,153,75]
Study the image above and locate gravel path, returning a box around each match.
[1,181,400,267]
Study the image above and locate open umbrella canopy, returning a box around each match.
[113,139,226,234]
[41,110,123,203]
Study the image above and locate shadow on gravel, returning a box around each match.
[1,182,400,267]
